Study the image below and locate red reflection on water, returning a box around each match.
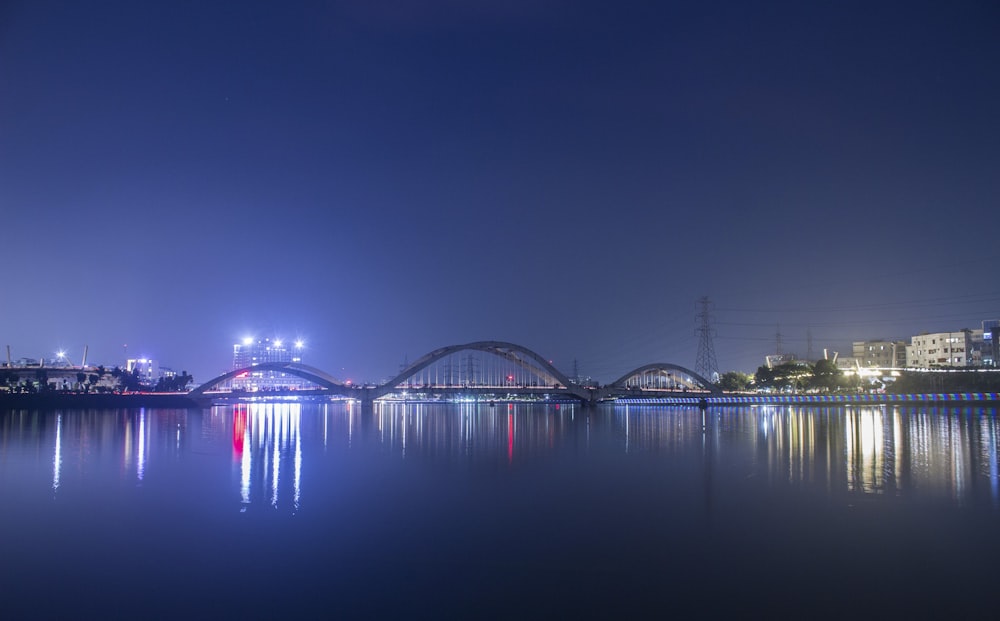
[508,413,513,463]
[233,407,248,456]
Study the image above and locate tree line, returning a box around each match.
[717,361,1000,393]
[717,359,862,393]
[0,366,193,393]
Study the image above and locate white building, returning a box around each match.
[126,358,160,385]
[906,329,983,368]
[852,340,907,368]
[230,337,307,391]
[983,320,999,368]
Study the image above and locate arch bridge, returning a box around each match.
[371,341,593,401]
[189,361,355,398]
[597,363,721,400]
[190,342,719,403]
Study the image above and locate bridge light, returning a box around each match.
[274,339,283,348]
[294,340,304,349]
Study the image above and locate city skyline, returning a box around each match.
[4,311,998,387]
[2,1,999,384]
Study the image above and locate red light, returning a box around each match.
[232,409,247,456]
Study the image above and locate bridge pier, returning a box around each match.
[358,387,375,416]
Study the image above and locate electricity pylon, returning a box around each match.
[695,296,719,381]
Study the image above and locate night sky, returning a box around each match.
[2,1,998,384]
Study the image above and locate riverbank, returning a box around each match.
[0,392,209,410]
[616,392,1000,406]
[3,391,999,411]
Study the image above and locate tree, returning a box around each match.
[112,367,142,392]
[755,362,811,392]
[153,371,195,392]
[718,371,753,392]
[754,365,775,389]
[0,371,14,389]
[34,369,50,392]
[810,359,841,392]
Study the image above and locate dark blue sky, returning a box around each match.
[2,0,998,383]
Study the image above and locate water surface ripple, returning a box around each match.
[1,402,997,618]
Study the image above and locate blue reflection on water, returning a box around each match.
[1,402,999,618]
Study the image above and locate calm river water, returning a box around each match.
[1,401,998,619]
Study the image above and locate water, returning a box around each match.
[1,402,998,618]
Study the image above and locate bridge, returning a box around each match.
[190,340,720,405]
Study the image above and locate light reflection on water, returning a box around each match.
[371,401,579,464]
[6,403,999,510]
[2,402,999,618]
[229,402,303,511]
[614,404,1000,507]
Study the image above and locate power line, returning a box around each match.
[720,255,1000,301]
[716,292,1000,314]
[717,309,998,329]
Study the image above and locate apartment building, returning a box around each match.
[906,329,983,368]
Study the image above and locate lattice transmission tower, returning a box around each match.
[695,296,719,381]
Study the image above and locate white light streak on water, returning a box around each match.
[624,405,630,454]
[987,416,998,507]
[52,414,62,492]
[241,424,251,509]
[860,409,884,493]
[138,413,146,482]
[948,416,967,500]
[894,411,903,490]
[271,409,280,507]
[294,412,301,510]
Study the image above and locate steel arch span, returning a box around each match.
[373,341,592,401]
[602,363,722,398]
[189,362,354,397]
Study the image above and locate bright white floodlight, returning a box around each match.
[295,340,304,349]
[242,337,254,346]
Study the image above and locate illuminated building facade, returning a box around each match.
[230,337,306,391]
[982,320,999,368]
[906,329,984,368]
[852,340,907,368]
[126,358,160,385]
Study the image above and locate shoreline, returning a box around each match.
[0,393,211,410]
[1,391,999,411]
